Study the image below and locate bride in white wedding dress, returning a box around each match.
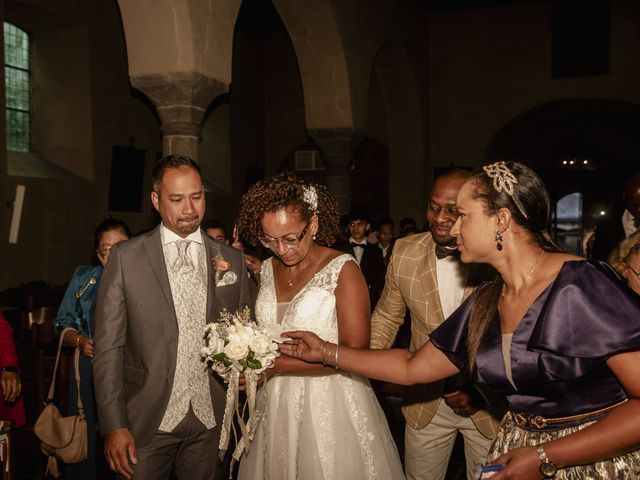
[236,173,403,480]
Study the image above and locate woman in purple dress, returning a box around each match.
[282,161,640,479]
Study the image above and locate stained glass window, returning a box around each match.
[4,22,29,152]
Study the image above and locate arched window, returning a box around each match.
[554,192,583,255]
[4,22,30,152]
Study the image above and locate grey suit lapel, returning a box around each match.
[143,226,176,313]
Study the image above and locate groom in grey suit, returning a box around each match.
[93,155,255,480]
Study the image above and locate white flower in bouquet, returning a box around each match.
[224,339,248,361]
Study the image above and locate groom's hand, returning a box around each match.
[105,428,137,479]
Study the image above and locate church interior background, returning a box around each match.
[1,0,639,477]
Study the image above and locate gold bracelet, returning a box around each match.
[334,344,339,370]
[321,341,329,366]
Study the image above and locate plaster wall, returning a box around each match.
[0,0,161,290]
[428,0,640,168]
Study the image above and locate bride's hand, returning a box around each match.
[280,331,326,363]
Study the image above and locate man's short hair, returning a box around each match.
[377,217,394,229]
[152,154,202,193]
[202,219,227,237]
[346,210,371,224]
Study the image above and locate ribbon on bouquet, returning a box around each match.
[218,370,262,477]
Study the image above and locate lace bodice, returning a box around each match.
[255,254,354,343]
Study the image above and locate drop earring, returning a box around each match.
[495,231,503,251]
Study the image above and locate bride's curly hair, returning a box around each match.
[237,172,341,247]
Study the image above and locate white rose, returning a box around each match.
[216,337,225,353]
[251,334,271,355]
[225,340,248,361]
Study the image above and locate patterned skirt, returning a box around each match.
[488,413,640,479]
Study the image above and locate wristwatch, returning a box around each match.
[536,445,557,478]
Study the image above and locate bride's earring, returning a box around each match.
[495,231,503,251]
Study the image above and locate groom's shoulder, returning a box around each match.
[215,240,244,262]
[115,226,159,254]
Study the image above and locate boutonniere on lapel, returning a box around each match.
[213,253,237,287]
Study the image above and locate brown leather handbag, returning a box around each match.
[34,327,88,477]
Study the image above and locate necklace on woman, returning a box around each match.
[502,248,545,297]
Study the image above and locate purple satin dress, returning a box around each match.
[431,260,640,478]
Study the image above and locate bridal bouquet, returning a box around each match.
[201,307,282,465]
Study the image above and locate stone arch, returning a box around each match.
[272,0,354,129]
[368,40,426,224]
[117,0,241,82]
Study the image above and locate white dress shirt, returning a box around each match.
[160,224,203,267]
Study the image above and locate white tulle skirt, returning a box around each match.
[237,371,404,480]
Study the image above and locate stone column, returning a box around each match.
[131,72,229,161]
[308,128,365,213]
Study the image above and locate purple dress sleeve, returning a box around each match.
[430,260,640,419]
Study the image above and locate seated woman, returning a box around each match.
[53,218,131,480]
[609,230,640,295]
[236,173,403,480]
[282,161,640,479]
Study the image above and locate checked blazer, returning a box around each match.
[370,232,504,439]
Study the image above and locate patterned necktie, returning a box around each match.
[174,240,194,272]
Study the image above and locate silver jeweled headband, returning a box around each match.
[482,161,528,219]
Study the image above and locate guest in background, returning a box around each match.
[592,172,640,260]
[231,223,265,287]
[399,217,418,237]
[335,211,386,310]
[0,310,25,428]
[403,225,422,237]
[54,217,132,480]
[609,230,640,295]
[202,218,229,244]
[367,220,380,245]
[377,217,395,267]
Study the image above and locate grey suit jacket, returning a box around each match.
[92,226,255,447]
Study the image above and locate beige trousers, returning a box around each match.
[404,400,494,480]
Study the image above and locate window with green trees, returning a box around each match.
[4,22,29,152]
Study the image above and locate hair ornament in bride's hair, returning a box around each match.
[302,185,319,213]
[482,161,529,219]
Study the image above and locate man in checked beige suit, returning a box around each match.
[93,155,255,480]
[371,169,504,480]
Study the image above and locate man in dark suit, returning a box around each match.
[92,155,255,480]
[377,217,396,268]
[592,172,640,260]
[335,211,385,310]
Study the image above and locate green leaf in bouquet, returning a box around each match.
[246,358,263,370]
[212,352,232,367]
